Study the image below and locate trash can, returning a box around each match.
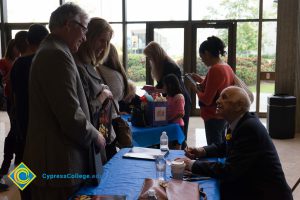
[267,95,296,139]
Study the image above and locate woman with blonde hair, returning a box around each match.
[77,17,113,65]
[98,43,129,108]
[97,43,131,148]
[143,41,191,148]
[74,17,115,161]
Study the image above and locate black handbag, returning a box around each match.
[131,107,147,127]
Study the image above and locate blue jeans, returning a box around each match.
[204,119,227,145]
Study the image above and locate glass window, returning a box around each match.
[11,26,50,38]
[12,30,27,38]
[263,1,277,19]
[259,80,274,113]
[66,0,122,21]
[127,24,146,95]
[127,0,188,22]
[110,24,123,63]
[192,0,259,20]
[261,22,276,73]
[235,22,258,112]
[99,0,122,22]
[259,22,276,113]
[154,28,184,70]
[7,0,59,23]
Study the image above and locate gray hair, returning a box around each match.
[49,3,88,31]
[227,86,251,113]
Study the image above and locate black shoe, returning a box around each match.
[0,160,12,176]
[0,183,9,192]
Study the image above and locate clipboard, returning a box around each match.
[123,147,169,160]
[184,74,203,91]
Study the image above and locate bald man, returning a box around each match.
[178,86,293,200]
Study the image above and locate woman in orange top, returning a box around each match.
[190,36,235,145]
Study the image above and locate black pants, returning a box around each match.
[204,118,227,145]
[0,98,21,175]
[20,186,31,200]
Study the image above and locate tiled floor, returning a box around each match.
[0,111,21,199]
[0,111,299,199]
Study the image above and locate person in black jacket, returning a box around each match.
[8,23,49,200]
[177,86,293,200]
[143,41,191,148]
[10,24,49,162]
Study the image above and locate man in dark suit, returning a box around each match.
[178,86,293,200]
[23,3,107,199]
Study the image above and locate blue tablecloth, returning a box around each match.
[77,148,220,200]
[122,114,185,147]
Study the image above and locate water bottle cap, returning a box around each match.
[148,189,156,196]
[155,154,164,159]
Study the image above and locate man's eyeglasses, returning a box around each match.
[72,20,88,34]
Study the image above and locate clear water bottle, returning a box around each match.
[155,155,166,181]
[147,188,158,200]
[160,131,169,152]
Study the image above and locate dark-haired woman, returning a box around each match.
[163,74,185,131]
[190,36,235,145]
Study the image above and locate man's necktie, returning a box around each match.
[225,127,232,141]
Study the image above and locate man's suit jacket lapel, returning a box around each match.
[231,112,251,138]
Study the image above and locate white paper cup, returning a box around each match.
[171,160,186,180]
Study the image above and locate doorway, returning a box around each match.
[146,21,236,116]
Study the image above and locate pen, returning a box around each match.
[184,144,189,152]
[183,176,211,181]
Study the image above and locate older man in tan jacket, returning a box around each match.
[23,3,110,199]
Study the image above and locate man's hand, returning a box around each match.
[98,89,113,104]
[184,147,206,159]
[94,134,106,150]
[175,157,193,171]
